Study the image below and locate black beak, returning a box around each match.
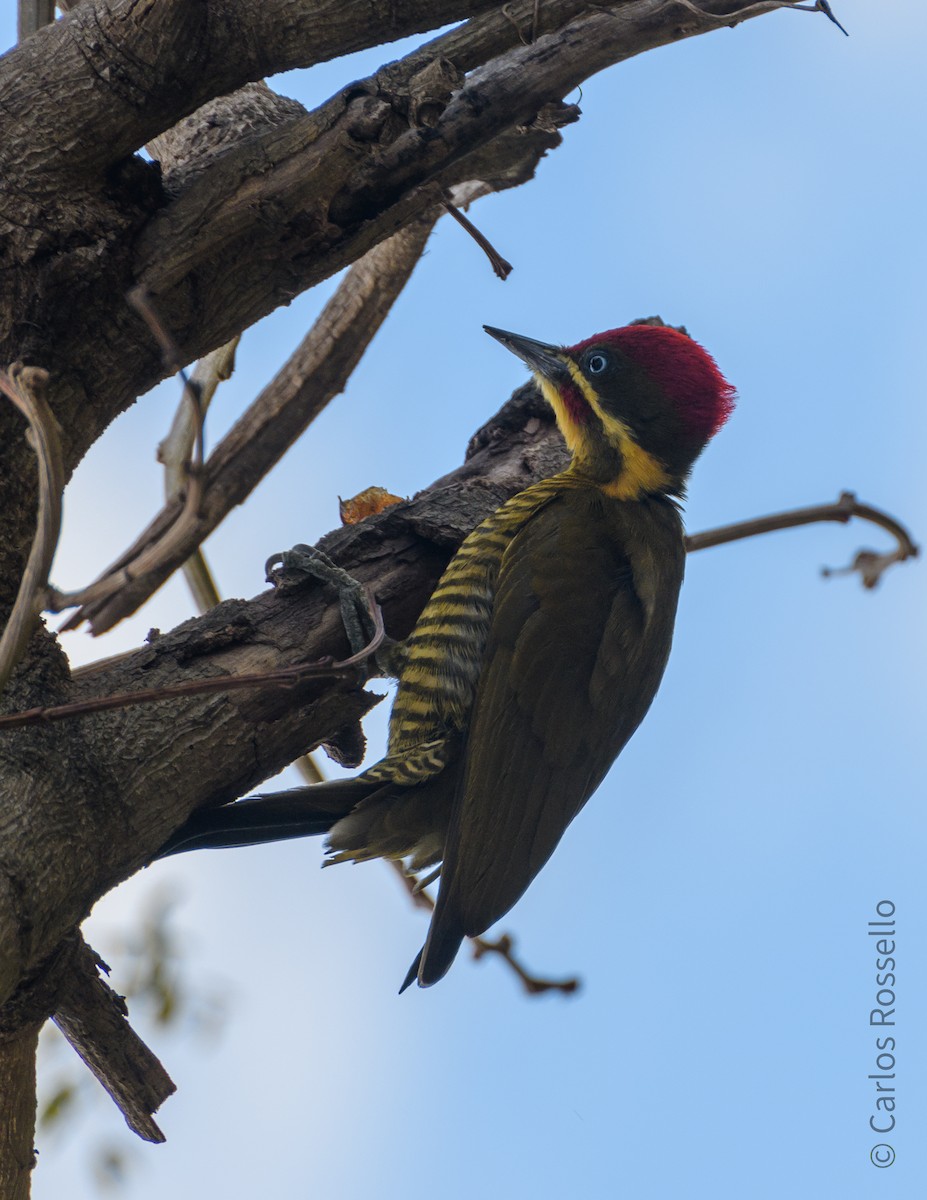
[483,326,569,383]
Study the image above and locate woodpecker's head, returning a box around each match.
[485,323,735,499]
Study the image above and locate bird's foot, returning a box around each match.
[267,544,407,676]
[267,543,377,654]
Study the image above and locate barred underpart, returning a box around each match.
[360,475,576,787]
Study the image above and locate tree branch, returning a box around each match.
[0,1024,39,1200]
[133,1,773,306]
[1,0,787,521]
[0,366,64,695]
[686,490,919,585]
[51,937,176,1144]
[6,486,916,734]
[48,210,442,633]
[0,592,385,731]
[0,0,505,185]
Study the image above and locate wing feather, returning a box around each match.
[420,490,684,980]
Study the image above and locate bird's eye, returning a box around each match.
[587,353,608,375]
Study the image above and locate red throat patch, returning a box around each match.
[569,325,736,441]
[559,379,591,425]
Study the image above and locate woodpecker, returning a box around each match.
[160,323,735,990]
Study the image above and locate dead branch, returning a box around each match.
[685,491,919,586]
[51,936,175,1144]
[0,591,384,732]
[162,336,240,614]
[0,1024,39,1200]
[48,211,440,633]
[0,0,790,502]
[1,0,505,183]
[0,366,64,695]
[442,197,513,279]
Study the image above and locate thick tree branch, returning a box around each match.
[1,0,793,522]
[0,1024,39,1200]
[0,0,504,185]
[4,486,915,735]
[132,1,776,322]
[0,595,385,731]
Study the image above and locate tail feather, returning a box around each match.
[398,948,424,994]
[412,906,466,989]
[154,777,381,859]
[399,928,464,992]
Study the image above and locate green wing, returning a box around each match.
[418,489,683,984]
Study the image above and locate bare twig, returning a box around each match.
[469,932,580,995]
[791,0,848,35]
[159,337,240,492]
[50,213,440,634]
[0,365,65,695]
[685,491,918,587]
[441,197,513,279]
[665,0,839,27]
[160,338,240,613]
[390,863,580,996]
[52,937,176,1144]
[126,287,189,379]
[0,590,384,731]
[49,292,225,629]
[501,3,532,46]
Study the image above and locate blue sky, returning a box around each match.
[4,3,924,1197]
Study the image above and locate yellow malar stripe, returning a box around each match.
[564,362,671,499]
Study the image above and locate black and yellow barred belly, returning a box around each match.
[359,474,578,788]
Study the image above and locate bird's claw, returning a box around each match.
[266,544,409,675]
[267,544,376,657]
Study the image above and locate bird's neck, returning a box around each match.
[537,375,675,501]
[561,434,676,502]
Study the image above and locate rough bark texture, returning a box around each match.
[0,0,768,580]
[0,1024,39,1199]
[0,0,790,1171]
[0,380,565,1012]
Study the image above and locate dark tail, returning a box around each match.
[154,777,380,859]
[400,906,466,991]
